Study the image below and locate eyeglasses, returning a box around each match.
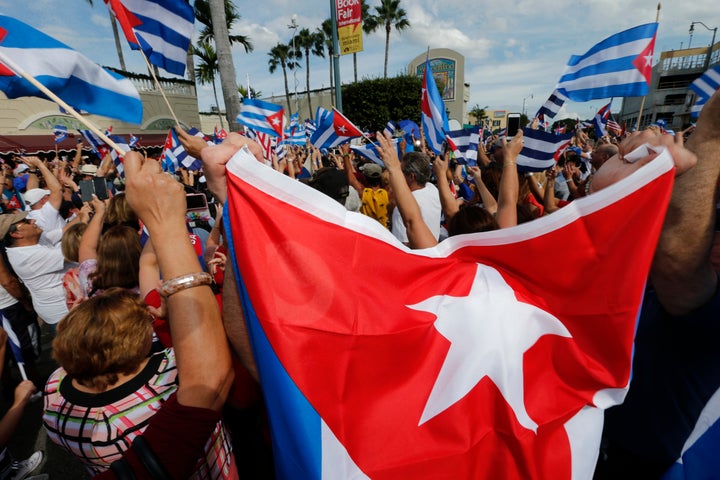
[8,219,34,234]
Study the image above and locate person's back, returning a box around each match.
[361,186,389,228]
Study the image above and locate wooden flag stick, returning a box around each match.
[139,50,181,126]
[0,50,127,156]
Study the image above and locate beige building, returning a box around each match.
[0,69,200,157]
[407,48,470,126]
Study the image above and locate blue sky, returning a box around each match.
[1,0,719,122]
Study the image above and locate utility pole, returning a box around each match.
[330,0,342,111]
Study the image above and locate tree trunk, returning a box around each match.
[283,67,293,117]
[186,49,195,82]
[212,80,224,129]
[109,13,126,71]
[305,52,313,121]
[384,24,390,79]
[208,0,241,131]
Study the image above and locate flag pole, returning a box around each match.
[635,2,662,131]
[138,50,181,126]
[0,51,127,156]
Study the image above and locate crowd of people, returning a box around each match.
[0,88,717,479]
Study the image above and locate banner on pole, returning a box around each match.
[336,0,363,55]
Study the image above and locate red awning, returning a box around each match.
[0,133,168,156]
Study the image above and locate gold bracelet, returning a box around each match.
[158,272,213,298]
[503,162,516,168]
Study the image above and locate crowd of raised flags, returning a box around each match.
[3,7,720,478]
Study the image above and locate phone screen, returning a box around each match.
[507,114,521,138]
[79,180,94,203]
[92,177,109,200]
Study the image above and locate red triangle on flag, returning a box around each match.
[333,109,363,137]
[632,35,656,85]
[0,27,15,76]
[267,111,284,137]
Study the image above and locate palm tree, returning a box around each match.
[469,104,489,126]
[194,0,253,52]
[268,43,298,117]
[84,0,127,71]
[320,19,335,106]
[292,28,325,120]
[238,85,262,100]
[207,0,242,130]
[363,0,410,79]
[192,42,224,128]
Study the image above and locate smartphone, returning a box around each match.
[79,179,94,203]
[507,113,521,138]
[94,177,109,200]
[80,177,109,202]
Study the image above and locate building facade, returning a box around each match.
[0,69,200,157]
[619,40,719,130]
[407,48,470,126]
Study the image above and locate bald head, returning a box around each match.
[591,144,619,170]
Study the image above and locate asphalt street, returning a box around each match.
[2,323,89,479]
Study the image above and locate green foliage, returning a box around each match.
[342,75,421,132]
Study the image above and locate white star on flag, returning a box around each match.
[411,264,572,432]
[337,125,347,134]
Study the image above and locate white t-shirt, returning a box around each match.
[391,182,442,243]
[27,202,66,246]
[0,284,19,310]
[6,244,69,324]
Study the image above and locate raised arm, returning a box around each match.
[650,91,720,314]
[78,196,107,263]
[376,131,437,249]
[432,153,460,222]
[124,151,233,411]
[468,166,498,215]
[24,156,63,210]
[496,132,523,229]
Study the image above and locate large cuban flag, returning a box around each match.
[223,143,676,479]
[0,15,142,124]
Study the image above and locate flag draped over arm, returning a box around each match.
[556,23,658,101]
[0,15,142,124]
[224,143,676,479]
[104,0,194,76]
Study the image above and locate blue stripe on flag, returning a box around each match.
[517,128,575,172]
[225,211,322,480]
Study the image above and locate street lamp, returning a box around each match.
[288,15,300,117]
[522,93,533,117]
[689,21,718,69]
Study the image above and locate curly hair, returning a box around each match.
[52,288,152,391]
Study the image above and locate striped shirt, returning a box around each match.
[43,348,235,478]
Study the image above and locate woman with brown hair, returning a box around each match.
[75,196,142,302]
[43,148,237,479]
